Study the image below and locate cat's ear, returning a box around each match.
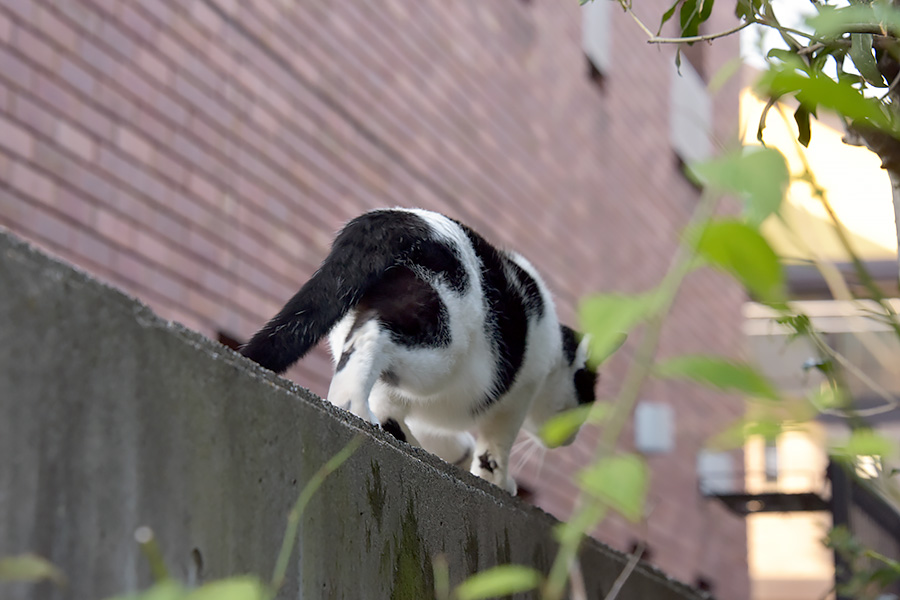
[575,334,591,368]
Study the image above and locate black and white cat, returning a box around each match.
[241,208,596,493]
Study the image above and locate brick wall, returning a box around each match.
[0,0,748,597]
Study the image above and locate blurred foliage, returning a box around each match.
[0,553,66,587]
[827,525,900,600]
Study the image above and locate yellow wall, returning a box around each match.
[741,88,896,262]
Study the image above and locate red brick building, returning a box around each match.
[0,0,748,597]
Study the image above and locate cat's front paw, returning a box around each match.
[472,451,516,495]
[331,396,379,427]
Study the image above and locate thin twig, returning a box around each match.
[807,332,899,417]
[648,21,754,45]
[880,68,900,101]
[769,24,820,43]
[617,2,752,45]
[798,42,826,56]
[619,2,654,39]
[135,527,169,583]
[757,96,778,145]
[604,544,645,600]
[569,556,588,600]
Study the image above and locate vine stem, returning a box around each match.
[603,543,646,600]
[270,435,363,594]
[543,189,720,600]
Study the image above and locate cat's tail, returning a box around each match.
[239,210,422,374]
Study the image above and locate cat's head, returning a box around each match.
[524,325,597,446]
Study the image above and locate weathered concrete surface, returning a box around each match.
[0,228,707,600]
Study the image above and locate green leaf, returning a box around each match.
[691,220,785,302]
[808,3,900,39]
[579,292,657,364]
[849,33,887,88]
[735,0,762,21]
[832,429,896,460]
[709,416,784,449]
[578,454,649,522]
[187,577,268,600]
[808,383,845,410]
[775,313,814,341]
[679,0,700,37]
[698,0,713,24]
[766,48,804,66]
[658,0,682,35]
[454,565,543,600]
[656,354,780,400]
[105,578,269,600]
[688,147,789,227]
[103,581,187,600]
[794,105,812,148]
[678,0,713,40]
[758,67,895,135]
[552,503,606,546]
[0,554,66,587]
[539,404,608,448]
[867,550,900,576]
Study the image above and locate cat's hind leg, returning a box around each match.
[326,319,391,425]
[406,420,475,467]
[367,383,421,447]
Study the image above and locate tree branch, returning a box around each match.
[647,20,753,45]
[888,169,900,286]
[616,1,753,45]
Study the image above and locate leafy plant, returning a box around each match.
[455,2,900,593]
[455,2,900,599]
[0,553,66,587]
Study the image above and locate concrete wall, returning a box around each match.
[0,230,711,599]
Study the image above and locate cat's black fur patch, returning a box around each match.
[352,266,450,348]
[410,240,469,294]
[562,325,598,404]
[575,368,597,405]
[561,325,579,364]
[478,451,498,474]
[382,418,407,442]
[335,346,354,372]
[456,223,530,409]
[507,260,544,318]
